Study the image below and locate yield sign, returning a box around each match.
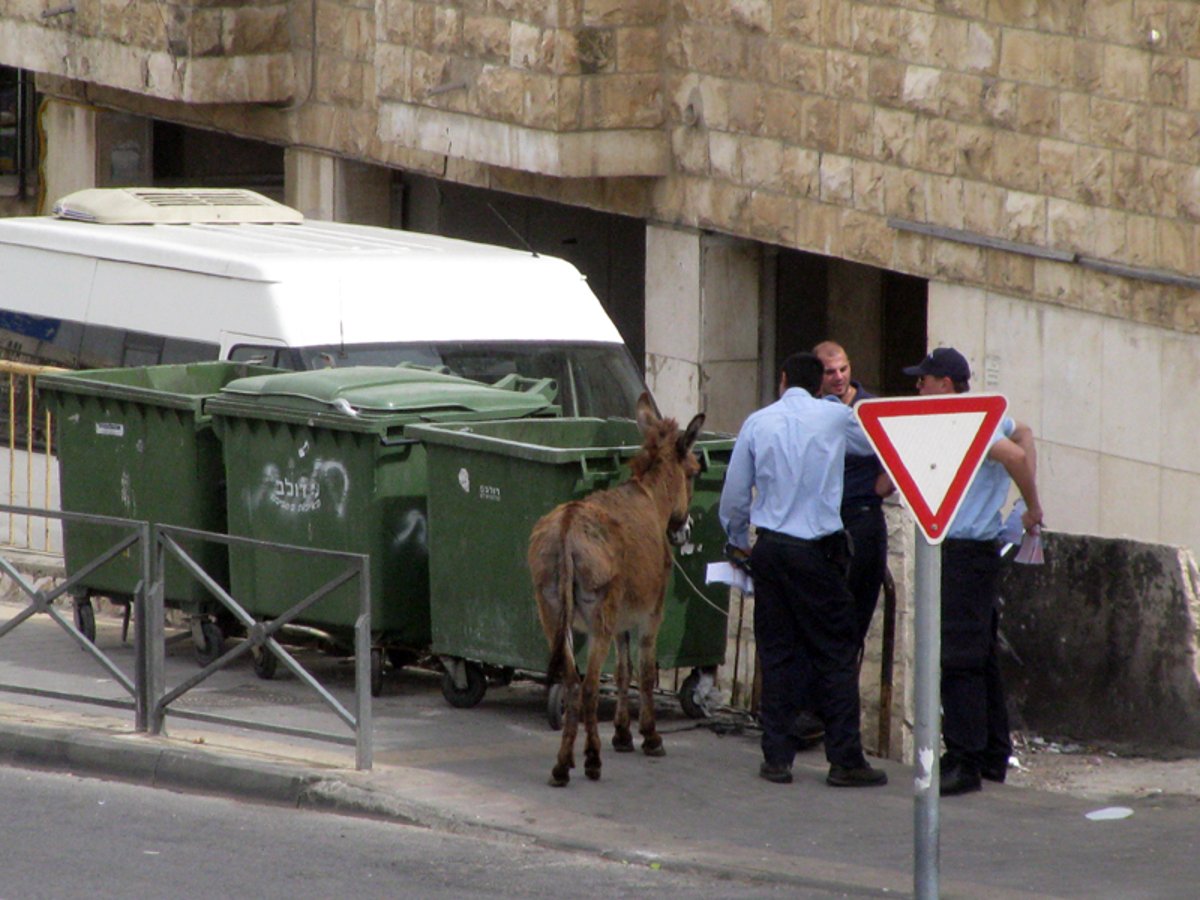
[855,394,1008,544]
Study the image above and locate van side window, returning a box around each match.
[228,345,301,369]
[161,337,219,365]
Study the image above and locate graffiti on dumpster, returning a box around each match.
[249,458,351,517]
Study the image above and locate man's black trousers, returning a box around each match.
[940,539,1012,770]
[750,531,867,770]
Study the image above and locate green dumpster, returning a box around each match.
[206,366,559,691]
[406,417,734,711]
[38,361,283,658]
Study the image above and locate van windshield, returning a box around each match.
[232,340,647,419]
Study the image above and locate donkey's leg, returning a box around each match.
[550,655,580,787]
[638,623,665,757]
[612,631,635,752]
[582,633,612,780]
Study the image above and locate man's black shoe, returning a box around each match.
[980,760,1008,783]
[826,763,888,787]
[941,761,983,795]
[789,710,825,750]
[759,761,794,784]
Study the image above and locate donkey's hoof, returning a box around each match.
[549,765,570,787]
[642,737,666,757]
[585,764,602,781]
[612,731,635,753]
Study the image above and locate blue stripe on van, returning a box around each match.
[0,311,60,342]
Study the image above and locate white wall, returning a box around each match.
[928,282,1200,556]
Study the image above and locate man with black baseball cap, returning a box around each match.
[902,345,1044,794]
[902,346,972,389]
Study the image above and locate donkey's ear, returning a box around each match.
[635,391,659,434]
[677,412,705,455]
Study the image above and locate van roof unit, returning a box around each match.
[52,188,305,225]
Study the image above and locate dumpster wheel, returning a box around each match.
[194,620,224,667]
[252,644,278,680]
[73,598,96,644]
[547,682,565,731]
[678,669,711,719]
[440,660,487,708]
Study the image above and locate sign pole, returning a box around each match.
[913,532,941,900]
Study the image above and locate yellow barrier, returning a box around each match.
[0,359,66,552]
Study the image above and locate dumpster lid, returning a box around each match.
[213,365,558,421]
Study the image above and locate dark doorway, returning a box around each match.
[153,122,284,199]
[395,174,646,367]
[772,247,927,399]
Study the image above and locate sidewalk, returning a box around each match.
[0,598,1197,899]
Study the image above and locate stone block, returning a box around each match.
[988,250,1034,293]
[1015,83,1058,136]
[819,153,853,205]
[697,75,730,130]
[981,77,1017,128]
[1057,91,1090,143]
[867,58,904,106]
[924,173,965,230]
[1032,257,1079,305]
[1001,189,1045,244]
[1151,56,1187,108]
[462,14,509,61]
[1071,39,1102,93]
[840,208,892,267]
[826,50,868,100]
[962,21,998,74]
[1073,145,1111,206]
[900,65,940,116]
[747,189,795,244]
[739,134,783,190]
[940,71,984,123]
[1178,166,1200,221]
[1036,137,1076,198]
[522,73,559,129]
[509,20,542,69]
[961,180,1003,234]
[997,27,1044,82]
[727,80,764,134]
[872,106,916,166]
[852,158,885,215]
[582,0,661,27]
[1157,218,1194,275]
[574,25,614,74]
[475,63,525,120]
[1164,110,1200,166]
[707,131,739,181]
[1137,106,1165,158]
[992,129,1040,192]
[837,101,873,158]
[761,87,803,142]
[374,43,410,99]
[617,25,660,73]
[1042,34,1076,89]
[671,125,710,175]
[775,0,821,43]
[850,3,899,56]
[801,95,838,151]
[882,165,925,221]
[582,73,662,128]
[430,5,459,54]
[1101,44,1149,103]
[189,10,222,57]
[779,145,820,198]
[928,14,969,68]
[1090,97,1138,151]
[1125,212,1156,265]
[1082,0,1137,43]
[774,40,825,91]
[954,124,993,180]
[556,74,581,127]
[1047,197,1095,255]
[1091,206,1128,260]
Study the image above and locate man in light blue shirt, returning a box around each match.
[905,346,1043,795]
[720,352,887,788]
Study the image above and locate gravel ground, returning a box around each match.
[1003,732,1200,802]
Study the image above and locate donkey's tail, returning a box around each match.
[546,517,576,684]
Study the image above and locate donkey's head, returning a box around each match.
[633,392,705,546]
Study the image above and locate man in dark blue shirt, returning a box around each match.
[814,341,889,650]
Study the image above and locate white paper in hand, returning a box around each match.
[1014,527,1044,565]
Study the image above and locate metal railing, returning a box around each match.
[0,360,64,553]
[0,503,374,769]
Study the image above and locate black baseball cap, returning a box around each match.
[902,347,970,383]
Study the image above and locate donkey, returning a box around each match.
[528,392,705,786]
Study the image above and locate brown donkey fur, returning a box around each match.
[528,392,705,786]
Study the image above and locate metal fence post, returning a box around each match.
[355,554,372,771]
[145,524,167,735]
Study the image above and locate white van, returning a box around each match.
[0,187,645,417]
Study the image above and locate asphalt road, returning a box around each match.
[0,765,849,900]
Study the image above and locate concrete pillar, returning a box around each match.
[285,148,390,225]
[39,98,99,212]
[644,224,761,433]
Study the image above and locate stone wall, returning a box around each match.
[1001,531,1200,752]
